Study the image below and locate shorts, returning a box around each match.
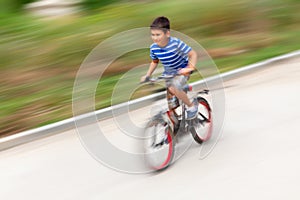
[165,75,189,91]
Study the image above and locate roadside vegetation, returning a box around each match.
[0,0,299,137]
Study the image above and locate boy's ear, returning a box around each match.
[166,30,171,37]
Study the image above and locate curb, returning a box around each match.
[1,50,300,151]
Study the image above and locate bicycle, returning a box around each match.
[142,74,213,171]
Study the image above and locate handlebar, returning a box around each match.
[140,74,209,95]
[141,68,194,84]
[141,74,180,84]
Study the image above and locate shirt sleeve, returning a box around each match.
[150,48,158,60]
[177,38,192,55]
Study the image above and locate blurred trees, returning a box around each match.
[0,0,37,12]
[0,0,122,13]
[0,0,299,136]
[81,0,119,10]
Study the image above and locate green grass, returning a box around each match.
[0,0,300,137]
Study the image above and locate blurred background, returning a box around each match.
[0,0,299,137]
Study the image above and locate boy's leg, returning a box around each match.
[167,75,192,106]
[167,76,198,119]
[168,86,193,107]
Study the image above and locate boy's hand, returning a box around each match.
[179,67,194,75]
[140,75,150,83]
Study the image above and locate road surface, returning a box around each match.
[1,57,300,200]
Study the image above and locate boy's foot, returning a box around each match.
[186,98,199,120]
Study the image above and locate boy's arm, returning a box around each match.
[140,60,159,82]
[179,50,197,75]
[187,50,197,70]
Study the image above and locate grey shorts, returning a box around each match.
[165,75,189,90]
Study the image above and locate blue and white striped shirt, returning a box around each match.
[150,37,192,75]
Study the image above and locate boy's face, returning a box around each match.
[150,29,170,47]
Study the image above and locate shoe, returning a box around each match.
[186,98,198,120]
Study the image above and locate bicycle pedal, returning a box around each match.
[152,138,169,148]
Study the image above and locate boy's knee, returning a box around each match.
[166,75,188,91]
[168,86,176,94]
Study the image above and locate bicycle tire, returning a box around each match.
[190,97,213,144]
[144,119,175,171]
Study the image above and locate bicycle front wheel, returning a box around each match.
[190,97,213,144]
[144,120,175,171]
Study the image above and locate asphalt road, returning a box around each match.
[1,57,300,200]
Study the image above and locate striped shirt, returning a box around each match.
[150,37,192,75]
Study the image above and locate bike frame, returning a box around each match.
[166,87,193,135]
[144,75,195,134]
[143,75,212,170]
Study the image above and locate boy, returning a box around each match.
[141,16,198,119]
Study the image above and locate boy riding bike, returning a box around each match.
[141,16,198,119]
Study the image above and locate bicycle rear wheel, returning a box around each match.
[190,97,212,144]
[144,120,175,171]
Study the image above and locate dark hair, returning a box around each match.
[150,16,170,33]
